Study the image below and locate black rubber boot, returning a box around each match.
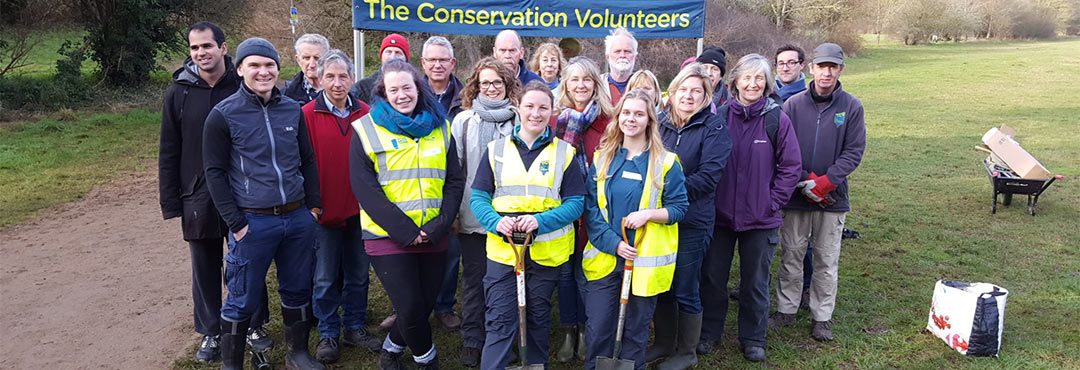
[220,319,249,370]
[556,325,577,362]
[282,305,326,370]
[657,312,703,370]
[645,302,678,362]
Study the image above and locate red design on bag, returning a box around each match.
[950,334,969,352]
[931,305,951,330]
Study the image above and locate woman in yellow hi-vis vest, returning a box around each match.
[581,90,689,370]
[469,82,587,369]
[347,60,465,369]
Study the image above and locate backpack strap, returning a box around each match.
[765,107,781,152]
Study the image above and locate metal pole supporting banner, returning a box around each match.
[697,38,704,56]
[354,29,365,79]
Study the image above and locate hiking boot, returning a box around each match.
[281,305,325,370]
[379,349,406,370]
[315,337,340,364]
[657,312,702,370]
[247,325,274,353]
[812,320,834,341]
[379,313,398,332]
[768,312,796,330]
[343,328,382,352]
[645,302,677,362]
[742,345,766,362]
[696,337,719,355]
[194,334,220,363]
[556,326,577,362]
[460,346,481,367]
[220,320,249,370]
[434,311,462,331]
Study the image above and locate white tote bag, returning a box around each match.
[927,280,1008,357]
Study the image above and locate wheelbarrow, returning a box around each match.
[984,156,1062,215]
[596,220,647,370]
[504,230,544,370]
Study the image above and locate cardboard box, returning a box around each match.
[981,125,1052,180]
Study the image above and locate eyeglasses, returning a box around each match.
[479,80,505,89]
[423,58,452,65]
[777,60,803,68]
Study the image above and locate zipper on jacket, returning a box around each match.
[240,156,249,194]
[263,107,288,205]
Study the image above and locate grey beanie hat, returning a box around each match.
[235,37,281,66]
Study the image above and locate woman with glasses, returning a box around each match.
[449,56,523,368]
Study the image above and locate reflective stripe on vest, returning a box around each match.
[486,136,576,267]
[351,115,449,237]
[582,151,680,297]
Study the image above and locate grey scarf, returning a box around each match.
[470,97,516,146]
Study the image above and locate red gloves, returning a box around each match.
[798,172,837,205]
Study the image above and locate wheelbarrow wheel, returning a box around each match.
[1002,193,1012,206]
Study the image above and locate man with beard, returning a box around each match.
[600,27,638,104]
[284,34,330,105]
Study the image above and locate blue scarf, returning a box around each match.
[776,73,807,102]
[369,98,441,139]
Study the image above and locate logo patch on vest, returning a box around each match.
[834,112,846,127]
[539,160,550,175]
[390,138,399,149]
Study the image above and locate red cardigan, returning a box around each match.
[302,93,371,228]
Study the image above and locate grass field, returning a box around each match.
[0,35,1075,369]
[171,38,1079,369]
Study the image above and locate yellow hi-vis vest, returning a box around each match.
[485,136,576,267]
[582,151,679,297]
[351,115,449,237]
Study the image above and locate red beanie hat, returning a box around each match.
[380,33,411,62]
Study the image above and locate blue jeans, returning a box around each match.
[582,262,656,370]
[312,215,372,339]
[658,226,711,314]
[480,259,560,369]
[434,234,460,313]
[222,208,316,322]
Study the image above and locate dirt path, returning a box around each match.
[0,166,196,369]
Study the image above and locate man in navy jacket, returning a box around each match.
[203,37,324,370]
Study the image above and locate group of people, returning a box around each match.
[159,21,865,370]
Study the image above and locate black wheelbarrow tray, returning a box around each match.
[984,157,1063,215]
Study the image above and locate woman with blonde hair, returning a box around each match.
[580,89,688,370]
[625,69,662,112]
[529,42,567,90]
[645,62,732,370]
[550,56,614,360]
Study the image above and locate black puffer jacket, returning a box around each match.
[158,57,240,240]
[283,72,318,106]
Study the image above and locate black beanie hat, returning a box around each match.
[696,46,727,76]
[235,37,281,67]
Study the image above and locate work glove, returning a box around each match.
[800,172,837,204]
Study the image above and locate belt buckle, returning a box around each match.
[271,205,284,215]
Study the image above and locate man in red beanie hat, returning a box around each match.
[354,33,411,104]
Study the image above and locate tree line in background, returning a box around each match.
[1,0,1079,93]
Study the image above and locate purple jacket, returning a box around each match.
[714,97,802,231]
[781,81,866,212]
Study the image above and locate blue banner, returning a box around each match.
[353,0,705,39]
